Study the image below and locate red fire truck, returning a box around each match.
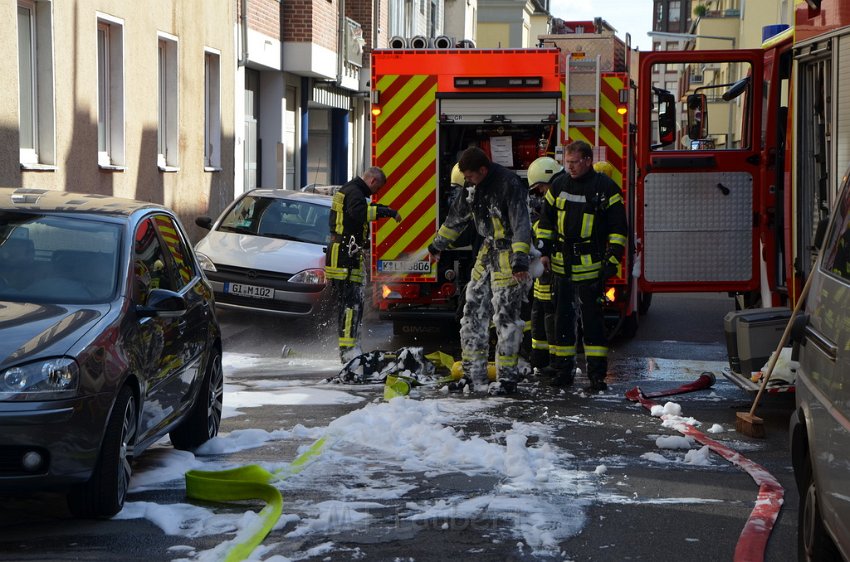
[369,23,641,338]
[633,3,849,314]
[631,2,850,392]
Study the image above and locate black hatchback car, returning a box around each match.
[0,188,223,518]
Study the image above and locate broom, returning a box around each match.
[735,272,814,437]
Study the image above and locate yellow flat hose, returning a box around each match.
[184,436,329,562]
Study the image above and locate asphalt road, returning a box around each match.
[0,292,801,561]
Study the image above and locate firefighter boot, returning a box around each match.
[585,356,608,393]
[542,358,575,387]
[464,360,490,394]
[488,379,518,396]
[530,348,550,371]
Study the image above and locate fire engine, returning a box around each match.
[369,21,643,338]
[632,1,850,389]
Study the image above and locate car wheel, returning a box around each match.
[67,385,137,518]
[798,454,841,561]
[169,348,223,450]
[638,292,652,315]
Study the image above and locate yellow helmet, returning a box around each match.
[593,160,616,178]
[450,163,465,187]
[527,157,564,188]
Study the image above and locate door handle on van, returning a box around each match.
[803,323,838,362]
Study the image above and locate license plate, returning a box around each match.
[225,282,273,299]
[378,260,432,273]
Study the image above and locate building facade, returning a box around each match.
[4,0,236,239]
[476,0,549,48]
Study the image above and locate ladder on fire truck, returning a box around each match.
[565,53,601,151]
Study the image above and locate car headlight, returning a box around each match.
[0,358,80,401]
[288,268,326,285]
[195,251,217,272]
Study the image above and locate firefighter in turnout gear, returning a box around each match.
[326,167,402,362]
[527,161,559,372]
[531,142,627,392]
[427,147,533,395]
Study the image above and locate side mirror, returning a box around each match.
[196,216,213,230]
[722,77,750,102]
[687,93,708,140]
[656,90,677,146]
[789,312,810,345]
[137,288,187,319]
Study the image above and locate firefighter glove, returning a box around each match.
[601,255,619,281]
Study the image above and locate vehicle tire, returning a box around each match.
[169,348,223,450]
[620,311,639,339]
[798,453,842,561]
[638,292,652,315]
[67,385,137,518]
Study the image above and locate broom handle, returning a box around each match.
[747,271,815,417]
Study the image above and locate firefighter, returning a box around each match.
[530,144,627,393]
[527,167,557,372]
[427,147,533,395]
[325,167,402,363]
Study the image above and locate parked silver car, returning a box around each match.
[194,189,334,317]
[790,167,850,561]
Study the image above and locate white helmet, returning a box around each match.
[450,163,464,187]
[527,157,564,188]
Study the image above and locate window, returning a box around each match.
[158,33,179,169]
[134,218,174,300]
[669,1,681,23]
[17,0,55,167]
[153,215,195,290]
[388,0,404,37]
[97,15,125,167]
[648,59,753,151]
[404,0,414,37]
[822,181,850,282]
[204,50,221,169]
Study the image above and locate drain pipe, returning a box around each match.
[238,0,248,66]
[336,0,345,84]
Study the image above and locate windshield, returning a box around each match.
[0,213,121,304]
[218,195,330,245]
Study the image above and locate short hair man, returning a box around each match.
[532,141,627,393]
[428,147,533,395]
[326,167,402,362]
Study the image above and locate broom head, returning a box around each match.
[735,411,765,438]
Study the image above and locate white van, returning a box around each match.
[789,169,850,561]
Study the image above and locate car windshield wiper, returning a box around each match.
[218,225,254,234]
[261,232,300,241]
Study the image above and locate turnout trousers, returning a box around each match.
[529,271,555,370]
[549,274,609,383]
[460,263,529,388]
[332,277,365,362]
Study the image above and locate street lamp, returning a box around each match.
[646,31,736,49]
